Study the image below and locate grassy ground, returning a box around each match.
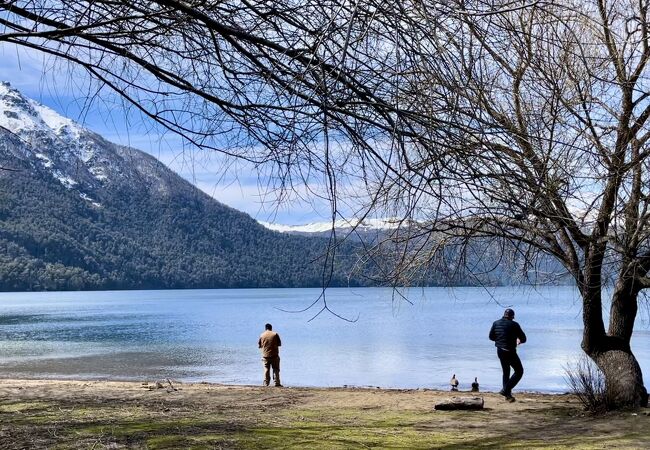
[0,379,649,449]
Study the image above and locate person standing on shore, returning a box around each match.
[258,323,282,387]
[489,308,526,402]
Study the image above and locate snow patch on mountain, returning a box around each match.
[89,166,108,181]
[51,170,78,189]
[79,192,102,207]
[35,152,54,168]
[32,102,82,138]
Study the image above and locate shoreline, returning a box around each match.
[1,378,648,448]
[0,374,572,395]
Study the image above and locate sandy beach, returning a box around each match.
[0,378,648,449]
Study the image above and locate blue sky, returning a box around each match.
[0,43,331,225]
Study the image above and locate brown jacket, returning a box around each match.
[258,330,281,358]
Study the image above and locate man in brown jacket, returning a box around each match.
[258,323,282,387]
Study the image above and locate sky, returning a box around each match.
[0,43,331,226]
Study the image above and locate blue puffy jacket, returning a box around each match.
[489,318,526,351]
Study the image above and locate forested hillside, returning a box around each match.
[0,159,362,290]
[0,83,365,291]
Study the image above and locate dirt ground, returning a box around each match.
[0,378,649,449]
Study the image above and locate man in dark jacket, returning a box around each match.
[489,308,526,402]
[258,323,282,387]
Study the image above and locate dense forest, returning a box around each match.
[0,164,371,291]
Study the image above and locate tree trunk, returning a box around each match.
[592,348,648,409]
[581,272,648,409]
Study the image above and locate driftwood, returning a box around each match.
[166,378,178,391]
[434,396,484,411]
[143,380,179,392]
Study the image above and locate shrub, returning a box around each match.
[564,356,608,413]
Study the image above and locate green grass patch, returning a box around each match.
[0,401,53,413]
[231,424,468,449]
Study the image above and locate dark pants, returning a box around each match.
[497,348,523,395]
[263,356,281,386]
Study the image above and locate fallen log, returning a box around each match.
[434,396,484,411]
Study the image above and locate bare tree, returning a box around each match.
[2,0,650,407]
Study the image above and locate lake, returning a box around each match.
[0,286,649,393]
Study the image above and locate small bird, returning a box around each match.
[471,377,479,392]
[450,374,459,391]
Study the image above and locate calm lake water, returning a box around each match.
[0,286,649,393]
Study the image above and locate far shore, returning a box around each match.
[1,378,649,449]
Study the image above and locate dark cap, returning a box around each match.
[503,308,515,319]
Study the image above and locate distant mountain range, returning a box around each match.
[0,82,371,291]
[258,218,401,240]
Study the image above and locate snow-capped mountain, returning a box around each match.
[0,82,368,291]
[0,81,180,206]
[0,82,83,139]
